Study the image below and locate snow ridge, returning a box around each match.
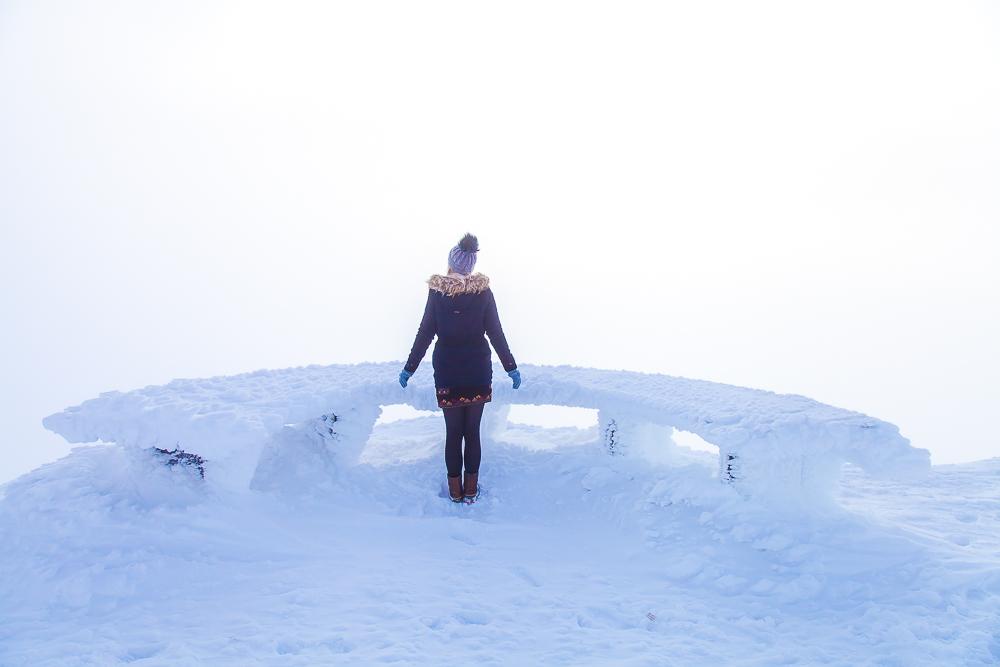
[42,361,929,503]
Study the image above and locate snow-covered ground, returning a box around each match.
[1,363,996,664]
[2,414,999,665]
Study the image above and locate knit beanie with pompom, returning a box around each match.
[447,233,479,275]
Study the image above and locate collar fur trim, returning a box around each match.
[427,272,490,296]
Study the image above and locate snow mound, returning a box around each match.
[42,362,929,504]
[2,426,996,665]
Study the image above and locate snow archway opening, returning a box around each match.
[671,429,717,455]
[374,403,438,425]
[598,421,721,473]
[361,404,440,466]
[624,427,721,472]
[498,404,599,452]
[506,404,599,430]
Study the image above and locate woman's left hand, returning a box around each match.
[508,369,521,389]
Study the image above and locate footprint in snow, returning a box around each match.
[421,616,446,630]
[509,565,542,588]
[276,638,352,655]
[122,644,164,662]
[947,533,971,546]
[452,610,490,625]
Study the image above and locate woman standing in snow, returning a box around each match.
[399,233,521,502]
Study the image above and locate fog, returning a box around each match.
[2,1,998,483]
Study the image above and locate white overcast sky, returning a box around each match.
[2,1,998,482]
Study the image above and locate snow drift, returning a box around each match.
[4,363,997,665]
[42,361,929,504]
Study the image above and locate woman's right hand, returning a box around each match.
[399,369,413,388]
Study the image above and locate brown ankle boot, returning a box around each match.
[447,475,464,502]
[463,471,478,499]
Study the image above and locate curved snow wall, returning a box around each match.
[42,361,930,504]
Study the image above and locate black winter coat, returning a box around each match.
[404,272,517,390]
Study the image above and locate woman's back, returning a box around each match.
[399,233,520,502]
[428,273,492,346]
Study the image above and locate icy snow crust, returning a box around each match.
[1,364,995,664]
[3,421,998,664]
[42,361,929,501]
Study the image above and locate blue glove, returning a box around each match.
[508,369,521,389]
[399,369,413,388]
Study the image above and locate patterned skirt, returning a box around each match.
[436,385,492,409]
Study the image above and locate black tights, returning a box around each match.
[443,403,485,477]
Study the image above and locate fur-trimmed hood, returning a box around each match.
[427,271,490,296]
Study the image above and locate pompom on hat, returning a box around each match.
[447,233,479,275]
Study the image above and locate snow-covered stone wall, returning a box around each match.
[42,361,930,502]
